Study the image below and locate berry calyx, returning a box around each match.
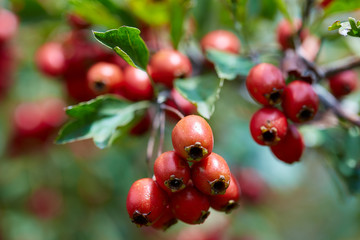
[270,124,305,164]
[172,115,214,162]
[170,185,210,224]
[249,107,288,146]
[191,152,231,195]
[126,178,169,227]
[246,63,285,105]
[209,173,241,213]
[328,70,358,98]
[200,30,241,54]
[154,151,191,193]
[149,49,192,88]
[87,62,124,95]
[281,80,319,123]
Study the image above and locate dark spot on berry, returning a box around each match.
[94,81,106,91]
[262,130,276,143]
[298,108,313,121]
[212,181,226,194]
[132,211,150,226]
[268,91,282,104]
[169,179,183,189]
[223,200,239,214]
[189,147,203,159]
[195,210,210,224]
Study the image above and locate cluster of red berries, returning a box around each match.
[126,115,241,230]
[246,63,319,164]
[0,8,18,99]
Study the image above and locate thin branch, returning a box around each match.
[160,104,185,119]
[146,111,160,177]
[322,56,360,78]
[157,110,166,157]
[313,84,360,127]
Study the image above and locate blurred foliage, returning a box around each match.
[0,0,360,240]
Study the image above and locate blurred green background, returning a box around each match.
[0,0,360,239]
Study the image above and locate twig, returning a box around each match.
[157,110,166,157]
[146,111,161,177]
[322,56,360,78]
[313,84,360,127]
[160,104,185,119]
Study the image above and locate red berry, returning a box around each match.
[40,98,67,129]
[170,185,210,224]
[87,62,124,95]
[67,13,91,29]
[28,187,63,219]
[14,102,46,137]
[151,205,177,231]
[281,80,319,123]
[35,42,67,77]
[172,115,214,162]
[191,152,231,195]
[276,19,307,50]
[320,0,333,8]
[64,72,96,102]
[130,111,152,136]
[170,88,197,116]
[328,70,358,98]
[246,63,285,105]
[126,178,169,227]
[209,173,241,213]
[0,8,18,43]
[149,49,192,88]
[235,168,268,204]
[270,124,304,164]
[249,107,288,146]
[154,151,191,193]
[122,65,153,101]
[200,30,241,54]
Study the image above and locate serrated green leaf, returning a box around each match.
[56,95,150,149]
[206,49,254,80]
[328,21,341,31]
[174,75,222,119]
[93,26,149,71]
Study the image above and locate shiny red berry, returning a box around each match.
[151,205,177,231]
[170,185,210,224]
[270,124,305,164]
[200,30,241,54]
[0,8,18,43]
[149,49,192,88]
[170,88,197,116]
[281,80,319,123]
[328,70,358,98]
[246,63,285,105]
[172,115,214,162]
[122,65,153,101]
[35,42,67,77]
[250,107,288,146]
[191,152,231,195]
[209,173,241,213]
[154,151,191,193]
[126,178,169,227]
[87,62,124,95]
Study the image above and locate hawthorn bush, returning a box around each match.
[0,0,360,239]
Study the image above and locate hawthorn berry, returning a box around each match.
[65,72,96,102]
[270,124,304,164]
[320,0,333,8]
[172,115,214,162]
[170,185,210,224]
[235,168,268,204]
[126,178,169,227]
[151,205,177,231]
[122,65,153,101]
[249,107,288,146]
[67,13,91,29]
[154,151,191,193]
[28,187,63,219]
[328,70,358,98]
[130,111,152,136]
[149,49,192,88]
[276,19,307,50]
[209,173,241,213]
[191,152,231,195]
[200,30,241,54]
[35,42,67,77]
[246,63,285,105]
[169,88,197,116]
[281,80,319,123]
[0,8,18,43]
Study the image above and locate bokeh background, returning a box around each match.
[0,0,360,239]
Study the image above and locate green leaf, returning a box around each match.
[174,75,223,119]
[273,0,292,23]
[324,0,360,16]
[170,0,190,49]
[93,26,149,71]
[206,49,255,80]
[328,21,341,31]
[56,95,150,149]
[128,0,169,26]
